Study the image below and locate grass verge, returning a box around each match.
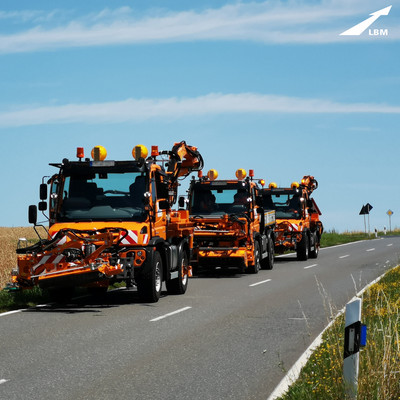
[276,265,400,400]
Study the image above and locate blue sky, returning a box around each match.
[0,0,399,232]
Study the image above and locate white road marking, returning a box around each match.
[249,279,271,287]
[0,379,9,385]
[387,243,393,247]
[366,248,375,252]
[0,309,25,317]
[150,306,192,322]
[304,264,318,270]
[339,255,350,259]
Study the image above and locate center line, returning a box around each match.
[150,306,192,322]
[366,248,375,252]
[304,264,318,269]
[249,279,272,287]
[339,255,349,259]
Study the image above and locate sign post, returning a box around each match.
[386,209,393,233]
[359,204,373,235]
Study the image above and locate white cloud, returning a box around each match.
[0,93,399,128]
[0,1,397,53]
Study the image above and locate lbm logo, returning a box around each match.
[340,5,391,36]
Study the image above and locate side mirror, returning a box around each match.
[178,196,186,208]
[38,201,47,211]
[256,196,263,207]
[40,183,47,200]
[28,205,38,225]
[158,200,169,210]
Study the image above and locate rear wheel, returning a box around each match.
[166,252,189,295]
[137,251,163,302]
[309,232,319,259]
[261,237,274,270]
[296,232,309,261]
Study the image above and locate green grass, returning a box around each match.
[0,286,49,312]
[277,265,400,400]
[320,231,368,248]
[320,229,400,248]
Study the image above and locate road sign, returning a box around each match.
[387,209,393,216]
[359,203,373,215]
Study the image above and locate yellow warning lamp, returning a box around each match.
[269,182,277,189]
[207,169,218,181]
[236,169,247,180]
[132,144,148,160]
[291,182,300,189]
[249,169,254,178]
[259,179,265,187]
[91,145,107,161]
[198,170,203,179]
[151,145,159,157]
[76,147,85,160]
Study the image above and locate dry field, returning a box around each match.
[0,227,39,288]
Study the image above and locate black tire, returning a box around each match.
[296,232,309,261]
[309,232,319,259]
[166,251,189,295]
[248,241,261,274]
[261,237,274,270]
[137,251,163,303]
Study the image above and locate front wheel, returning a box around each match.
[166,252,189,295]
[248,241,261,274]
[137,251,163,303]
[296,232,309,261]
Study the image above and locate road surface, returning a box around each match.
[1,236,399,400]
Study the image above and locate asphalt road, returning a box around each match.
[1,236,399,400]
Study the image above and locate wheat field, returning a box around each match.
[0,227,38,289]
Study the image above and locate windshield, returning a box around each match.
[58,171,147,221]
[190,182,250,216]
[263,191,302,219]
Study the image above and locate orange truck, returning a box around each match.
[260,175,323,261]
[186,168,275,274]
[12,141,203,302]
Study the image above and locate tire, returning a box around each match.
[249,241,261,274]
[166,251,189,295]
[137,251,163,303]
[309,232,319,259]
[296,232,309,261]
[261,237,274,270]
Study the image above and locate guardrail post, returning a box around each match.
[343,297,362,399]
